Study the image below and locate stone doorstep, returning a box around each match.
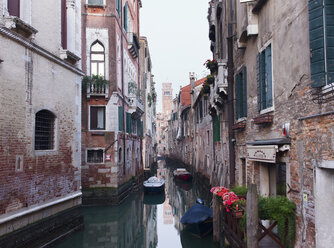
[0,206,83,248]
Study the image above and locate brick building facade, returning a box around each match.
[0,0,83,245]
[81,0,144,204]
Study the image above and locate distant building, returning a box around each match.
[0,0,82,245]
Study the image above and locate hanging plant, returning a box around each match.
[201,82,210,95]
[203,59,218,74]
[147,93,152,107]
[151,91,157,102]
[206,74,215,85]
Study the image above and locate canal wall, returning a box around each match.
[82,173,144,205]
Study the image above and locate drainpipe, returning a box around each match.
[227,36,235,186]
[120,0,126,175]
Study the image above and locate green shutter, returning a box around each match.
[124,2,128,31]
[265,45,273,108]
[137,119,140,135]
[140,121,143,136]
[256,54,262,112]
[242,66,247,117]
[199,100,203,118]
[118,106,124,131]
[326,0,334,83]
[213,115,220,142]
[235,73,241,119]
[117,0,120,15]
[309,0,326,87]
[126,112,132,133]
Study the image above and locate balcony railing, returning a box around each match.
[86,81,109,99]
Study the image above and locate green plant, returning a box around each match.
[151,90,157,102]
[206,74,215,84]
[258,196,296,248]
[230,185,248,196]
[203,59,218,70]
[147,93,152,106]
[201,82,210,95]
[82,75,108,91]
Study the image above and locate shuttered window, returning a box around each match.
[199,100,203,119]
[116,0,120,16]
[212,115,220,142]
[124,2,128,31]
[118,106,124,131]
[8,0,20,17]
[309,0,334,87]
[126,112,132,133]
[235,66,247,119]
[257,44,273,112]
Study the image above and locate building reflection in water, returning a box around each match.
[55,159,213,248]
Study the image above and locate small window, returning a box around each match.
[118,147,122,163]
[88,0,104,5]
[90,106,105,130]
[164,91,170,95]
[87,149,104,163]
[35,110,55,150]
[90,41,105,77]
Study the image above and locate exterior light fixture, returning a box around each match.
[282,122,290,137]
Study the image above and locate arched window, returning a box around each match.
[35,110,55,150]
[90,41,105,77]
[118,147,122,163]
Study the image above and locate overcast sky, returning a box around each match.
[140,0,211,113]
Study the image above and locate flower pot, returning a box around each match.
[233,210,243,219]
[206,77,214,85]
[209,64,218,74]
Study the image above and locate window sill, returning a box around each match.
[59,49,81,65]
[35,150,58,156]
[90,131,105,136]
[86,161,105,164]
[85,4,106,9]
[260,106,274,115]
[4,16,38,39]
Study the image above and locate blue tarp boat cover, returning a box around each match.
[181,204,213,224]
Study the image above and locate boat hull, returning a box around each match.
[143,184,165,193]
[183,219,213,238]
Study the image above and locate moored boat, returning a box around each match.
[180,199,213,238]
[143,176,165,193]
[173,168,192,181]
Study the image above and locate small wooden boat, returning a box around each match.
[180,199,213,238]
[173,168,192,181]
[143,176,165,193]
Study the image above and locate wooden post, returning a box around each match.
[247,184,258,248]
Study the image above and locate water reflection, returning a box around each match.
[56,159,213,248]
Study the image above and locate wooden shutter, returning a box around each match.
[213,115,220,142]
[118,106,124,131]
[117,0,120,15]
[256,54,262,112]
[235,73,241,119]
[325,0,334,83]
[309,0,326,87]
[242,66,247,117]
[8,0,20,17]
[265,45,273,108]
[90,107,98,130]
[199,100,203,118]
[124,2,128,31]
[61,0,67,49]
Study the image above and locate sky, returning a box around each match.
[140,0,212,113]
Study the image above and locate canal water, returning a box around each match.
[55,159,214,248]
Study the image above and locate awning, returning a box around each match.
[246,138,291,146]
[247,145,278,163]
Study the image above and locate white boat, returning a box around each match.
[143,176,165,193]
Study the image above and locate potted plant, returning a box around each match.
[201,83,210,96]
[204,59,218,74]
[206,75,215,85]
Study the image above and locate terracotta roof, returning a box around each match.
[180,77,206,107]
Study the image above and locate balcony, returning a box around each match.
[216,59,228,94]
[128,93,144,119]
[84,76,109,99]
[127,32,140,59]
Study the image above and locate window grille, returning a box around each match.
[87,149,104,163]
[35,110,55,150]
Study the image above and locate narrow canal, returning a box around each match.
[55,159,214,248]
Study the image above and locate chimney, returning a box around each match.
[189,72,196,91]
